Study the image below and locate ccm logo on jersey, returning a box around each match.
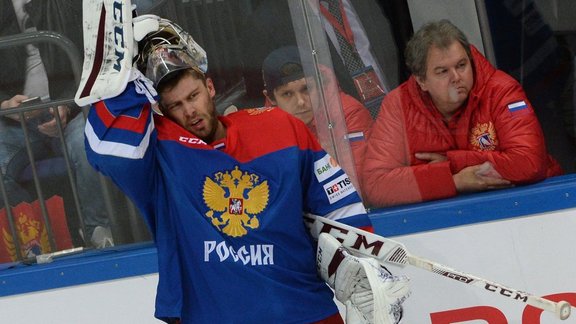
[314,154,341,182]
[323,174,356,204]
[179,136,207,145]
[112,1,125,72]
[204,241,274,266]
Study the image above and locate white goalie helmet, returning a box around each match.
[135,15,208,87]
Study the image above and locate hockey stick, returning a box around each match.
[305,215,572,320]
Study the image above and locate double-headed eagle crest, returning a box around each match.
[2,211,50,261]
[470,122,498,151]
[203,166,269,237]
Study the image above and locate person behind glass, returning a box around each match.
[361,20,563,208]
[261,46,372,185]
[239,0,405,116]
[0,0,113,248]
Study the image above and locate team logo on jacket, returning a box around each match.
[203,166,269,237]
[470,122,498,151]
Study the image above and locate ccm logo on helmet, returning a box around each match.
[112,1,125,72]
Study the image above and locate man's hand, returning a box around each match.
[0,94,52,121]
[416,152,511,193]
[453,163,513,193]
[415,152,447,164]
[1,94,28,109]
[1,94,35,121]
[37,105,70,137]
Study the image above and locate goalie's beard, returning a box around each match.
[158,73,224,144]
[183,98,222,144]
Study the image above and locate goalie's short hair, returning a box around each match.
[156,66,206,95]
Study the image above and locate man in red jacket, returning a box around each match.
[262,46,373,192]
[362,20,563,207]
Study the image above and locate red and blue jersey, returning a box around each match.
[85,81,371,323]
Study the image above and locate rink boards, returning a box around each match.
[0,174,575,324]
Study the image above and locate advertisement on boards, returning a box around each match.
[391,208,576,323]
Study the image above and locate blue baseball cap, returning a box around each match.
[262,46,305,93]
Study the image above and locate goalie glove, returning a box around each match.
[317,233,411,324]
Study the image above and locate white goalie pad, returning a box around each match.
[317,233,410,324]
[75,0,135,107]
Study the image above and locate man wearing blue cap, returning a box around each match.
[262,46,373,187]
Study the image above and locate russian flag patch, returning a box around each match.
[213,142,226,150]
[347,131,365,142]
[507,100,528,113]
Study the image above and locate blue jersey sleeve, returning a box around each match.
[84,81,159,227]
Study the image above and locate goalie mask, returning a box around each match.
[136,17,208,87]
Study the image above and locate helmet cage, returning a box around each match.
[136,18,207,86]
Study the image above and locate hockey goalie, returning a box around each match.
[74,0,411,323]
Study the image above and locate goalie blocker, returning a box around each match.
[74,0,136,107]
[317,233,410,324]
